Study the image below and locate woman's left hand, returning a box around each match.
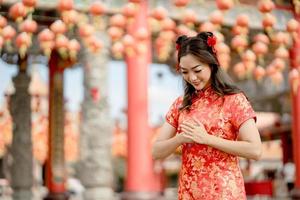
[179,118,211,145]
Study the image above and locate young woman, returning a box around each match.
[152,32,262,200]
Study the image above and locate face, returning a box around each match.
[179,54,212,91]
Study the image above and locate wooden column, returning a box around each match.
[123,0,161,199]
[290,14,300,199]
[44,51,69,200]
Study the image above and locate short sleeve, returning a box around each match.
[227,93,256,130]
[165,97,182,129]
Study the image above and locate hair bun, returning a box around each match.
[196,32,214,41]
[176,35,188,45]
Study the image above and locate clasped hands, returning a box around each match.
[178,117,211,145]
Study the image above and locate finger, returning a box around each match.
[192,117,204,127]
[181,121,195,128]
[182,133,193,139]
[184,133,194,139]
[180,125,194,133]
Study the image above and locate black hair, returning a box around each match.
[176,32,242,111]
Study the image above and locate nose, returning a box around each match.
[189,73,197,82]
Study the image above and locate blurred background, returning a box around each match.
[0,0,299,199]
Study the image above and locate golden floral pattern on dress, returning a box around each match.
[166,87,256,200]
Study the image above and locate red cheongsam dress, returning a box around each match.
[166,87,256,200]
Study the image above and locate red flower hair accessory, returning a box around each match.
[176,43,180,50]
[207,35,217,53]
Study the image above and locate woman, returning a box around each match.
[152,32,262,200]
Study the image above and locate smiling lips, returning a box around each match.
[192,82,201,86]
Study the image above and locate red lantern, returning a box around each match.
[151,6,167,21]
[89,1,106,16]
[62,10,78,26]
[236,14,249,27]
[231,25,248,36]
[231,35,248,53]
[58,0,74,12]
[161,18,176,31]
[287,19,299,33]
[271,58,285,72]
[9,2,27,22]
[183,9,197,25]
[209,10,224,26]
[111,42,124,59]
[38,28,55,57]
[258,0,275,13]
[78,24,95,38]
[0,16,7,29]
[272,32,290,46]
[216,0,234,11]
[159,31,176,41]
[122,3,137,18]
[38,28,55,42]
[244,61,256,74]
[289,69,300,94]
[16,32,31,58]
[253,33,270,44]
[198,22,215,32]
[252,42,268,56]
[50,20,67,35]
[109,14,127,28]
[262,13,276,29]
[55,35,69,59]
[242,50,256,62]
[176,25,190,36]
[122,34,135,47]
[174,0,190,7]
[253,66,266,81]
[233,62,246,79]
[135,27,149,41]
[122,34,135,56]
[22,0,37,8]
[266,64,276,76]
[108,26,124,42]
[2,25,16,41]
[68,39,80,61]
[87,36,103,53]
[216,42,230,54]
[20,19,38,34]
[214,31,225,43]
[274,46,289,59]
[217,53,230,71]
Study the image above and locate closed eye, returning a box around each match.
[194,70,202,73]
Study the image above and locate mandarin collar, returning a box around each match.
[195,86,214,97]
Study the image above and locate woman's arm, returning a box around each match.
[152,122,193,160]
[180,118,262,160]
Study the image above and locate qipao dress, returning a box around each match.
[166,87,256,200]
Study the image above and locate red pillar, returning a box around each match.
[44,51,68,200]
[290,14,300,197]
[124,0,161,199]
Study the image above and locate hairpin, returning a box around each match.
[207,35,217,47]
[207,35,217,53]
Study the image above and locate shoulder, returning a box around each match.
[167,96,183,113]
[222,92,254,111]
[224,92,248,103]
[171,96,183,106]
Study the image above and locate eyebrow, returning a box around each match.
[181,64,202,70]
